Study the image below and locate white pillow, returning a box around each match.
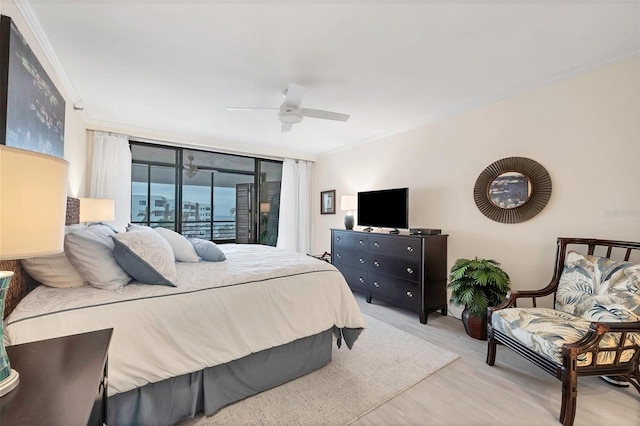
[112,231,178,286]
[21,225,88,288]
[65,224,131,290]
[154,227,200,263]
[127,224,155,233]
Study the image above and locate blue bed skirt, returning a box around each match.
[108,328,334,425]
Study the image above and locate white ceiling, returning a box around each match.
[15,0,640,160]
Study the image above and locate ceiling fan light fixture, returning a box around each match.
[278,110,303,124]
[227,83,347,132]
[184,155,198,178]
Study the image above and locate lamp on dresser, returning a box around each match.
[340,195,357,230]
[0,145,69,397]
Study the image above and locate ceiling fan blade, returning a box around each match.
[301,108,350,122]
[281,122,293,133]
[226,107,279,111]
[284,83,305,108]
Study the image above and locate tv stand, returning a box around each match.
[331,229,448,324]
[389,228,400,234]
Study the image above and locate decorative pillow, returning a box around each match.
[20,225,88,288]
[190,238,226,262]
[112,231,177,286]
[64,224,131,290]
[154,227,200,263]
[556,251,638,318]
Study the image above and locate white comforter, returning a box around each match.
[4,244,366,396]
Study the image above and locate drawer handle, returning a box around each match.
[374,241,380,247]
[336,253,341,258]
[359,240,365,245]
[406,246,414,252]
[374,281,379,288]
[359,277,364,283]
[406,291,413,298]
[337,236,341,241]
[359,258,365,264]
[374,261,380,267]
[406,267,413,274]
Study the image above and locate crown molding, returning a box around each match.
[318,51,639,159]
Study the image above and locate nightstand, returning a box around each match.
[0,328,113,425]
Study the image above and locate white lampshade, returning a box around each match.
[0,146,68,397]
[79,198,115,223]
[0,146,69,260]
[340,195,357,212]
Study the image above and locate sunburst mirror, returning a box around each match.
[474,157,551,224]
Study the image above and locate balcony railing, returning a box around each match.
[182,221,235,241]
[132,220,236,242]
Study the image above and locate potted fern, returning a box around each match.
[448,257,511,340]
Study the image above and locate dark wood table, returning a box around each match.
[0,328,113,425]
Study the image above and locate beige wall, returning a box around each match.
[3,2,89,197]
[313,57,640,317]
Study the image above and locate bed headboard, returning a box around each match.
[1,197,80,319]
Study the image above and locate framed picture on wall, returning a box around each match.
[321,190,336,214]
[0,15,65,158]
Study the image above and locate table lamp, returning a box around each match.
[0,146,69,397]
[79,197,115,223]
[340,195,357,230]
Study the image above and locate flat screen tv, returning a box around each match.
[357,188,408,231]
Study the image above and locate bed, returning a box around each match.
[2,198,366,425]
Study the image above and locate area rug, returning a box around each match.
[180,313,459,425]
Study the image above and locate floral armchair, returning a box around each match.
[487,237,640,426]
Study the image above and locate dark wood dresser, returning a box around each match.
[0,328,113,425]
[331,229,448,324]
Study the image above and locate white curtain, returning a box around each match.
[276,159,313,254]
[90,131,131,232]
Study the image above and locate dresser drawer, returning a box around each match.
[369,236,421,259]
[333,231,370,250]
[333,247,370,271]
[370,253,421,282]
[370,273,421,310]
[335,264,368,293]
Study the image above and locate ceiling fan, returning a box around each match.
[226,83,350,132]
[184,155,198,179]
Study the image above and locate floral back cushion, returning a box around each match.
[555,251,640,321]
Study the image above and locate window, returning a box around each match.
[130,142,282,244]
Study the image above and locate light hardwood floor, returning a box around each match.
[351,294,639,426]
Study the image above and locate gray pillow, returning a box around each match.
[112,231,178,286]
[21,225,88,288]
[190,238,226,262]
[64,224,131,290]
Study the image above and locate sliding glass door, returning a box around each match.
[130,142,282,244]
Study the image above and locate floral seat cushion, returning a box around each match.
[491,307,637,366]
